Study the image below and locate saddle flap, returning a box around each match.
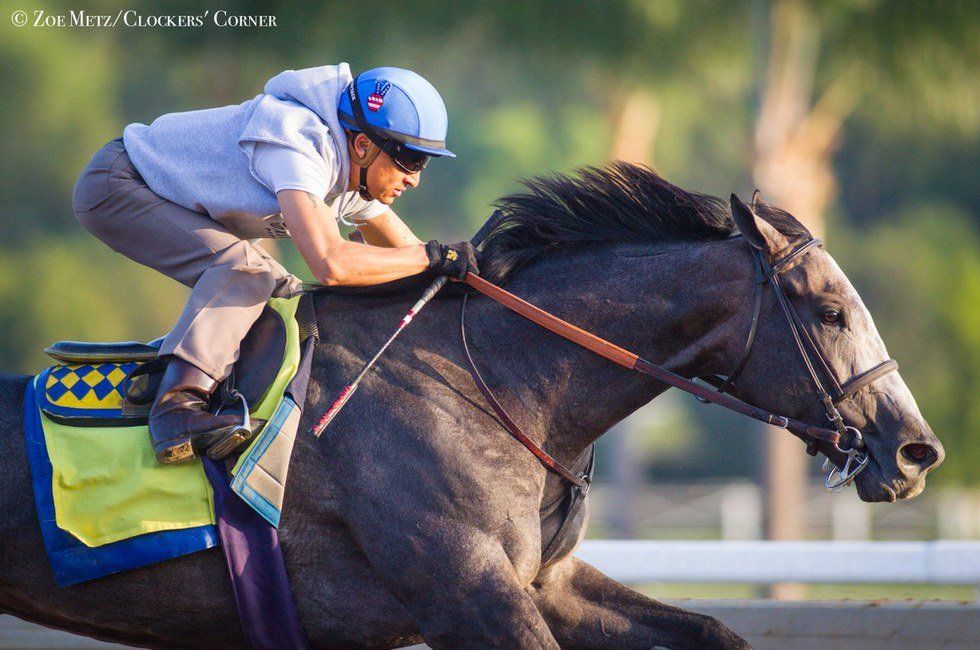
[232,304,288,407]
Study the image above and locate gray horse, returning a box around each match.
[0,164,943,648]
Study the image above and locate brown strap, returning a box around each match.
[464,273,841,446]
[836,359,898,403]
[465,274,639,369]
[460,295,589,489]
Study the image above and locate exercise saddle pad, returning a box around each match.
[25,296,307,585]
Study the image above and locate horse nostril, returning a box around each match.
[900,443,938,469]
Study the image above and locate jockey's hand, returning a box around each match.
[425,240,480,281]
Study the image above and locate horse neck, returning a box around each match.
[466,236,754,465]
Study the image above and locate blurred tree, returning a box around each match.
[0,0,121,242]
[753,0,979,222]
[0,236,186,373]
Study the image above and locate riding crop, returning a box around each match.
[311,210,506,437]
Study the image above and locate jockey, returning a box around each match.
[72,64,479,464]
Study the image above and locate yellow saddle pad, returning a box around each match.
[38,296,301,547]
[42,414,215,547]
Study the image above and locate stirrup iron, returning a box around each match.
[206,390,255,460]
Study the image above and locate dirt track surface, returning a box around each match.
[6,600,980,649]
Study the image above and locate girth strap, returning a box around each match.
[294,292,320,343]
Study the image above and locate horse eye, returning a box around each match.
[821,309,842,325]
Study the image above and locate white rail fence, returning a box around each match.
[5,541,979,649]
[572,540,980,648]
[590,483,980,541]
[576,540,980,585]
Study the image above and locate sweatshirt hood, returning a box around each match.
[263,63,353,124]
[250,63,354,216]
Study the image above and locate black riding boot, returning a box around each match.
[149,358,244,464]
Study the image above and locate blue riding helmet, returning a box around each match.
[338,67,455,158]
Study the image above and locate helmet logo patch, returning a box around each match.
[367,81,391,112]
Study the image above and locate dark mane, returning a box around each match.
[479,162,736,284]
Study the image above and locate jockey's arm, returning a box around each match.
[277,190,428,287]
[352,209,425,248]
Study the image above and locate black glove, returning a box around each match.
[425,240,480,281]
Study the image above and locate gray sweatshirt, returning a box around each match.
[123,63,363,238]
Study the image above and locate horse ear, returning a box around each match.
[749,189,813,239]
[730,193,790,258]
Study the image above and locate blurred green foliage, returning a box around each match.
[0,1,976,483]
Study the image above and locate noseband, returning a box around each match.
[460,236,897,491]
[699,237,898,489]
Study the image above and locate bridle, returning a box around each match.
[460,236,898,492]
[698,237,897,489]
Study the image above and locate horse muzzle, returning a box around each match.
[848,425,944,502]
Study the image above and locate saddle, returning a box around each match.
[40,303,290,427]
[27,300,313,645]
[31,296,310,548]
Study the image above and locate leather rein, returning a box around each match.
[459,237,898,491]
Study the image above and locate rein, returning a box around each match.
[459,237,897,490]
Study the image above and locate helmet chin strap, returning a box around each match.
[349,140,381,201]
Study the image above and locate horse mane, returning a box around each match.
[310,161,811,295]
[479,162,727,284]
[478,162,812,284]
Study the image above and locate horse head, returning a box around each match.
[728,191,944,502]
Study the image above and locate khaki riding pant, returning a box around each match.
[73,138,303,381]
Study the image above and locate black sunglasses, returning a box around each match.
[380,139,429,174]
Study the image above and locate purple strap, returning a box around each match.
[202,457,309,649]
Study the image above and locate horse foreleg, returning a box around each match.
[352,521,559,649]
[530,557,749,649]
